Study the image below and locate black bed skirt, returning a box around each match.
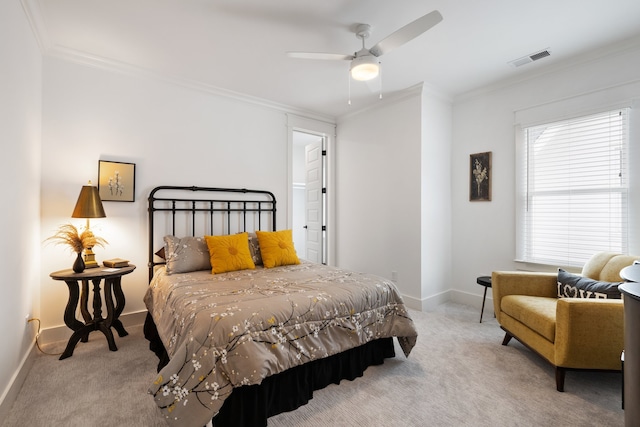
[143,313,395,427]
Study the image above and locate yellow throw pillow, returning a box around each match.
[255,229,300,268]
[204,232,255,274]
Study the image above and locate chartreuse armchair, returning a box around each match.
[492,252,639,391]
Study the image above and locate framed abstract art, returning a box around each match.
[470,152,491,201]
[98,160,136,202]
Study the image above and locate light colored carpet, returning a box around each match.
[2,303,624,426]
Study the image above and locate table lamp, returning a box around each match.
[71,181,106,268]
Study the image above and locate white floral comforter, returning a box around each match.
[144,261,418,427]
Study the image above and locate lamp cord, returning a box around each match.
[27,318,63,356]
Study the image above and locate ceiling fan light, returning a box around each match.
[350,56,379,81]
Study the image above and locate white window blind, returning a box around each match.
[516,108,629,267]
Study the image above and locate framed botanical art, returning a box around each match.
[470,151,491,201]
[98,160,136,202]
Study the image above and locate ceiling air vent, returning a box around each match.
[509,48,551,68]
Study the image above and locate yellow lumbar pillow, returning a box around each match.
[255,229,300,268]
[205,232,255,274]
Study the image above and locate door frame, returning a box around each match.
[286,114,336,266]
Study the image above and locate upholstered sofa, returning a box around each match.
[492,252,639,391]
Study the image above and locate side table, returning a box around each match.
[477,276,492,323]
[50,264,136,360]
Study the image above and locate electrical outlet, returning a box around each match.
[391,271,398,281]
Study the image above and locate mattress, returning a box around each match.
[144,260,418,426]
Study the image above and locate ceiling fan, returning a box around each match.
[287,10,443,82]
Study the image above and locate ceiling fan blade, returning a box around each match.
[369,10,443,57]
[287,52,353,61]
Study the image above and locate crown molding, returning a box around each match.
[51,44,336,123]
[20,0,442,124]
[20,0,336,124]
[20,0,50,53]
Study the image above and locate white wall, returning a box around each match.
[39,56,294,331]
[335,85,453,310]
[0,0,42,412]
[451,39,640,311]
[420,85,453,309]
[336,88,425,308]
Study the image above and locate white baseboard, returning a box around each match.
[401,290,452,312]
[421,290,452,311]
[0,341,37,421]
[449,289,495,317]
[403,288,494,317]
[39,310,148,345]
[400,294,423,311]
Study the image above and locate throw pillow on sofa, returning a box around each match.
[557,268,623,299]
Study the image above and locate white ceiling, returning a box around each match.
[27,0,640,118]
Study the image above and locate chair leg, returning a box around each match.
[555,367,565,392]
[501,332,513,346]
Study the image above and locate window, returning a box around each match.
[516,108,629,267]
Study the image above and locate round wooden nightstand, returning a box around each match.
[50,265,136,360]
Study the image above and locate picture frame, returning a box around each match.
[98,160,136,202]
[470,151,491,201]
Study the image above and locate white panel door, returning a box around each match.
[305,140,323,263]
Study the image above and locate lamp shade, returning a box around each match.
[350,55,380,81]
[71,184,106,219]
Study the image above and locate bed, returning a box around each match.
[143,186,418,427]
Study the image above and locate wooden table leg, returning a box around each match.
[52,265,134,360]
[62,279,84,331]
[59,280,88,360]
[111,276,129,337]
[99,278,118,352]
[79,279,91,342]
[59,277,119,359]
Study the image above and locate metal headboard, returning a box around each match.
[148,185,277,281]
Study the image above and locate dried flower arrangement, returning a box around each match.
[45,223,108,253]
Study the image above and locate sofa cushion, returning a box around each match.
[581,252,640,281]
[501,295,557,342]
[557,269,622,299]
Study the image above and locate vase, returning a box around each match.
[73,252,85,273]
